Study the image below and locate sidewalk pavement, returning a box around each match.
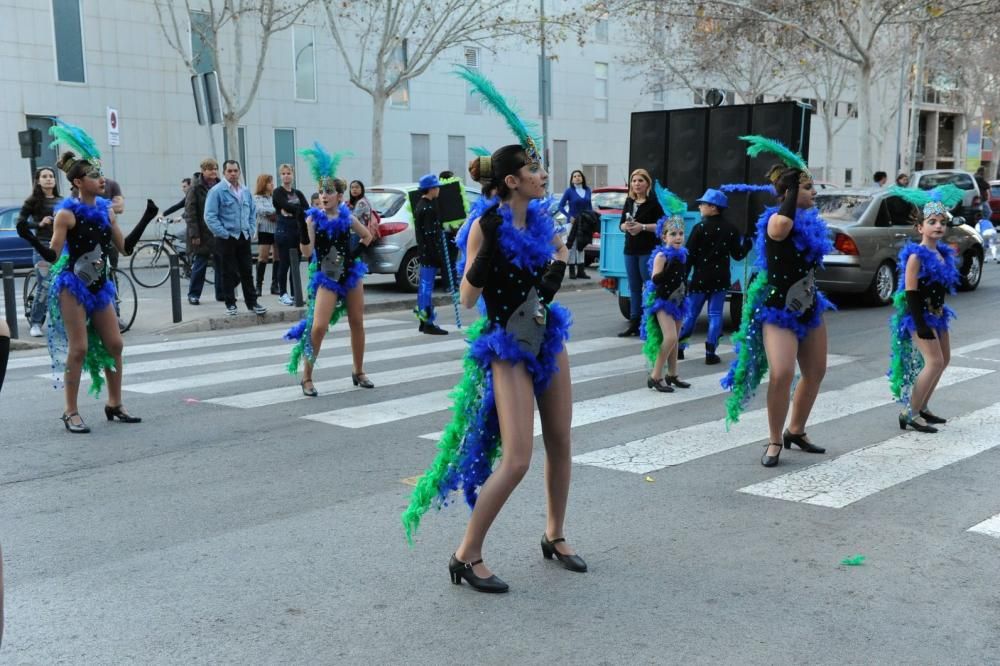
[3,270,603,348]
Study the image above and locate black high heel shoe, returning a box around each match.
[782,430,825,453]
[919,409,946,425]
[352,372,374,389]
[647,375,674,393]
[899,412,938,433]
[761,443,782,467]
[300,380,318,397]
[665,374,691,389]
[541,535,588,572]
[104,405,141,423]
[448,554,509,593]
[61,411,90,434]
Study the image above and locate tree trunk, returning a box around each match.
[856,60,873,184]
[371,91,387,184]
[224,115,239,163]
[906,30,927,174]
[824,114,835,185]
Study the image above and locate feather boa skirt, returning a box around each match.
[720,207,835,426]
[641,246,688,367]
[888,243,959,407]
[402,199,571,543]
[284,206,367,372]
[46,198,117,397]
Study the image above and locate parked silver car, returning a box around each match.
[818,189,984,306]
[362,184,483,292]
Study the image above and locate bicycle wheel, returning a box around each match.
[22,273,37,324]
[112,268,138,333]
[130,242,170,288]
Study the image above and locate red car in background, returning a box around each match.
[989,180,1000,224]
[587,186,628,265]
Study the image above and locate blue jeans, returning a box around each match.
[680,290,726,347]
[417,265,438,311]
[30,250,51,325]
[187,253,223,301]
[624,253,651,320]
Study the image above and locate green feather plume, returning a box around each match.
[455,65,541,157]
[297,142,352,185]
[887,184,964,211]
[48,120,101,162]
[654,181,687,216]
[740,135,807,172]
[469,146,491,157]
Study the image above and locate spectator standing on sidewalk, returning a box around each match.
[557,169,594,279]
[619,168,664,337]
[348,179,379,245]
[272,164,309,306]
[184,158,223,305]
[253,173,278,298]
[205,160,266,316]
[160,177,191,218]
[17,167,61,337]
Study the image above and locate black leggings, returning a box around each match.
[275,222,300,297]
[0,334,9,394]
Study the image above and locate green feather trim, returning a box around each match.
[297,142,352,187]
[286,262,347,374]
[48,120,101,163]
[887,290,922,407]
[724,271,771,427]
[641,291,663,368]
[402,317,491,544]
[654,181,687,217]
[469,146,491,157]
[886,184,964,211]
[740,135,808,172]
[455,65,541,157]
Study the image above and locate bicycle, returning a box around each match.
[23,265,138,333]
[129,217,214,289]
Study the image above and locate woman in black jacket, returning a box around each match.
[17,167,61,336]
[272,164,309,306]
[618,168,664,336]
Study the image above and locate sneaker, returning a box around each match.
[226,305,239,316]
[29,324,43,337]
[188,296,200,305]
[252,304,268,315]
[279,293,295,306]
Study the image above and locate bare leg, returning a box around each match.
[59,291,89,422]
[345,283,366,375]
[90,303,125,408]
[762,324,799,455]
[910,333,945,417]
[787,320,827,436]
[659,312,680,377]
[455,361,536,578]
[921,330,950,412]
[537,349,577,555]
[302,287,338,386]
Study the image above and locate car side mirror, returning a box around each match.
[950,216,965,227]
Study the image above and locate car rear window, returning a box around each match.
[366,190,406,217]
[0,209,17,231]
[815,194,872,223]
[918,173,974,190]
[592,191,627,211]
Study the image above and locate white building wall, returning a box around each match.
[1,0,900,209]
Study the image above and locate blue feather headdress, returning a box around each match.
[887,184,964,218]
[455,66,542,165]
[654,181,687,236]
[298,142,352,190]
[49,120,102,172]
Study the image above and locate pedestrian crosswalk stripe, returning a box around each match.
[738,394,999,508]
[303,337,636,428]
[573,365,989,474]
[420,354,855,442]
[8,318,408,370]
[205,359,465,409]
[968,514,1000,539]
[951,338,1000,356]
[123,337,468,394]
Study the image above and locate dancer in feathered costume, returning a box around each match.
[402,67,585,593]
[14,121,158,432]
[886,184,963,433]
[284,143,374,394]
[721,136,835,467]
[640,183,692,392]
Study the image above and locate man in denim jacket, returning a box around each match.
[205,160,267,315]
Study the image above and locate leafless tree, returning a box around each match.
[155,0,308,161]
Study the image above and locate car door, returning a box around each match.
[886,196,919,257]
[0,207,29,267]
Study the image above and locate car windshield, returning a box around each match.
[0,209,17,230]
[366,190,406,217]
[991,185,1000,197]
[592,191,627,210]
[918,173,974,190]
[815,194,872,223]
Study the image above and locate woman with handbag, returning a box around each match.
[558,169,594,279]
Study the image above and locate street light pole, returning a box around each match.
[540,0,550,173]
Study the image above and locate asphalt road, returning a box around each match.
[3,266,1000,664]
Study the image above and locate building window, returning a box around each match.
[390,40,410,109]
[836,101,858,118]
[447,135,466,178]
[652,86,665,110]
[693,88,705,106]
[52,0,86,83]
[801,98,818,114]
[594,62,609,121]
[223,126,248,176]
[595,17,609,43]
[293,24,316,101]
[411,133,430,180]
[582,164,608,188]
[844,168,853,187]
[464,47,481,114]
[189,10,215,75]
[274,128,296,179]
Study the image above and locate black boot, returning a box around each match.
[705,341,721,365]
[618,318,641,337]
[254,262,265,298]
[418,308,448,335]
[269,258,280,295]
[576,263,590,279]
[568,264,578,279]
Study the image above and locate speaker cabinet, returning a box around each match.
[666,108,709,205]
[629,111,669,185]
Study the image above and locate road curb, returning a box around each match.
[10,338,47,351]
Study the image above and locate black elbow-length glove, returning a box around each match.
[465,215,502,288]
[905,290,935,340]
[16,219,57,263]
[122,200,160,255]
[538,260,567,304]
